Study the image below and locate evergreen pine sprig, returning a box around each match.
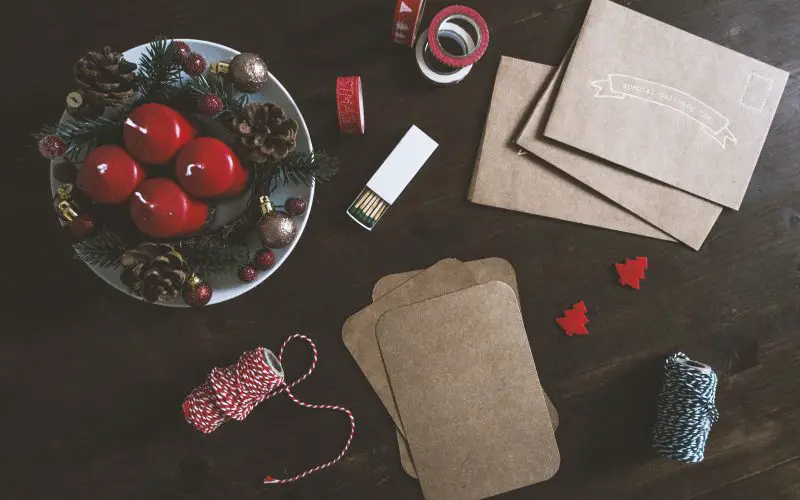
[73,231,127,268]
[266,151,339,191]
[37,114,126,161]
[137,36,183,102]
[184,74,249,118]
[179,241,250,276]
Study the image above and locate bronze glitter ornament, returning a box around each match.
[213,53,268,93]
[257,195,297,248]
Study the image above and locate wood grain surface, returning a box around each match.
[3,1,799,499]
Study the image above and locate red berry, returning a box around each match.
[171,41,191,63]
[253,249,276,270]
[285,197,307,216]
[70,214,97,240]
[185,52,206,76]
[38,135,66,160]
[198,94,224,114]
[238,264,258,282]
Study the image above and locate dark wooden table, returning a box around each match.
[5,0,800,498]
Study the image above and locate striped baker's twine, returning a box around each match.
[652,352,719,463]
[182,334,356,485]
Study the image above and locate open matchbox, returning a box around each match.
[347,125,438,230]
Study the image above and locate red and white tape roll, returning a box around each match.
[392,0,426,47]
[416,21,477,85]
[336,76,365,135]
[428,5,490,68]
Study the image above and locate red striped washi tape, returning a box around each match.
[427,5,490,68]
[392,0,426,47]
[336,76,365,135]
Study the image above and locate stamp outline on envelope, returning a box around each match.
[740,72,773,112]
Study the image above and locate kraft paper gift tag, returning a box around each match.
[468,56,672,242]
[377,282,560,500]
[342,258,476,432]
[517,52,723,250]
[372,257,520,302]
[544,0,789,209]
[372,257,559,478]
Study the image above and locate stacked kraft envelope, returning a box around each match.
[469,0,789,251]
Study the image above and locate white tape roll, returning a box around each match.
[415,21,476,85]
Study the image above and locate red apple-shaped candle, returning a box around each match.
[79,145,146,204]
[130,178,209,238]
[175,137,249,198]
[123,103,197,164]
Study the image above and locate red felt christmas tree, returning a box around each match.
[616,256,648,290]
[556,301,589,336]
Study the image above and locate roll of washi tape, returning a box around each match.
[392,0,426,47]
[336,76,365,135]
[415,21,477,86]
[427,5,490,68]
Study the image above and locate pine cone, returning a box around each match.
[74,46,138,107]
[120,243,187,303]
[232,102,298,162]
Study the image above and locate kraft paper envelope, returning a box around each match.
[342,259,476,433]
[377,282,560,500]
[468,57,673,242]
[372,257,559,478]
[544,0,789,209]
[517,53,723,250]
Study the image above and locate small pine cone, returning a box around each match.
[120,243,188,302]
[231,102,299,163]
[74,46,138,107]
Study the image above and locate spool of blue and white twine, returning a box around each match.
[652,352,719,463]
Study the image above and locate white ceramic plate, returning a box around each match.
[50,39,314,307]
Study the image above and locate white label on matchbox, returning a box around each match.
[366,125,438,204]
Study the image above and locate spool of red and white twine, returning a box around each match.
[182,334,355,484]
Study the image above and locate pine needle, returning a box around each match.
[37,114,125,161]
[267,151,339,191]
[137,36,182,102]
[73,232,126,268]
[183,74,249,118]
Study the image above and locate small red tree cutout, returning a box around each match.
[556,301,589,336]
[616,256,648,290]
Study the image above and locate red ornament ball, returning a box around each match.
[53,161,78,183]
[38,135,66,159]
[198,94,224,114]
[253,249,276,270]
[130,178,209,238]
[123,103,197,164]
[175,137,248,199]
[70,214,96,240]
[170,41,191,63]
[285,197,307,216]
[185,52,206,76]
[80,145,146,204]
[238,264,258,282]
[183,277,213,307]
